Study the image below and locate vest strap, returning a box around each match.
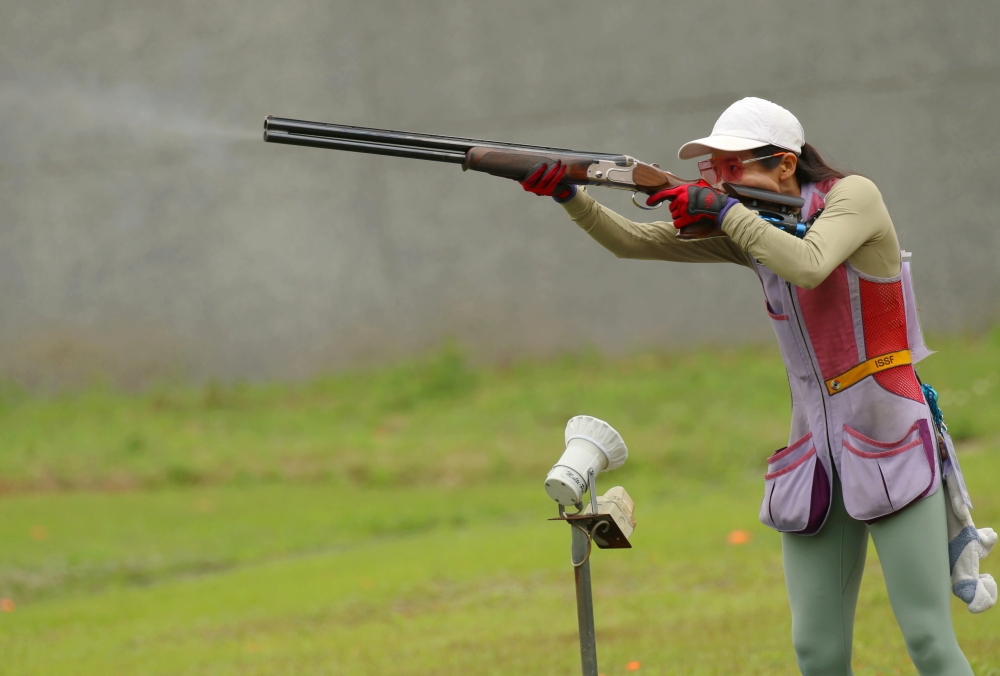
[825,350,912,395]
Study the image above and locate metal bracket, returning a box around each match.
[588,467,599,516]
[551,471,632,550]
[549,513,632,549]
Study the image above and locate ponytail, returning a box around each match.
[794,143,848,184]
[752,143,849,185]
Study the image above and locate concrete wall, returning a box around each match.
[2,1,999,385]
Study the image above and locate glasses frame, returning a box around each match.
[697,152,787,186]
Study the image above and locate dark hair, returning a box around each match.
[752,143,848,185]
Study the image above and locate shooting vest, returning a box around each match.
[756,179,939,535]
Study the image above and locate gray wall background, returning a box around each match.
[2,1,999,386]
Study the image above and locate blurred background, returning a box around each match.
[3,0,1000,387]
[1,2,999,674]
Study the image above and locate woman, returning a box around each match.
[521,97,978,675]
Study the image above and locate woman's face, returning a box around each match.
[709,149,799,194]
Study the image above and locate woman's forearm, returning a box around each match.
[720,175,898,288]
[721,204,850,288]
[560,188,751,266]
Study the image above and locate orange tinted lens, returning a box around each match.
[717,157,743,183]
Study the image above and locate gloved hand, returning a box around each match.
[646,182,738,229]
[520,162,577,203]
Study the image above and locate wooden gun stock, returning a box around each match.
[629,162,697,193]
[462,147,596,183]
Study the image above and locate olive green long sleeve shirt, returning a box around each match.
[560,175,900,287]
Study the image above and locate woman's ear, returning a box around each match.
[779,153,798,181]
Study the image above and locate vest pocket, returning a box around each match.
[759,432,830,534]
[840,420,936,522]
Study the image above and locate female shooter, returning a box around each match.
[519,97,989,675]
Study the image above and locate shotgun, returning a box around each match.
[263,116,807,240]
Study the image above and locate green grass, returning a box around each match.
[1,334,999,674]
[0,483,541,604]
[1,469,997,675]
[4,333,999,493]
[0,341,796,491]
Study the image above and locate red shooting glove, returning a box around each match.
[520,162,576,202]
[646,181,737,229]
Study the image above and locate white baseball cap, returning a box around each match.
[677,97,805,160]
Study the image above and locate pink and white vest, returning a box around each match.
[757,179,939,534]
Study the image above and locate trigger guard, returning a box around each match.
[632,192,662,211]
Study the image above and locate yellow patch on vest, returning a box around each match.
[824,350,912,396]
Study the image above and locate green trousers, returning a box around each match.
[782,472,972,675]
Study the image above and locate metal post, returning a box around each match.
[571,524,599,676]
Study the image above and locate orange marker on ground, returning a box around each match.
[727,529,752,545]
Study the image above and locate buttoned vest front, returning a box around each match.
[755,180,940,535]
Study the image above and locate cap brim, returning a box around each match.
[677,134,768,160]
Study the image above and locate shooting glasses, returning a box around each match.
[697,152,786,186]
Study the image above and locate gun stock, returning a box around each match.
[462,147,596,183]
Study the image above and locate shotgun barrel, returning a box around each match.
[262,116,659,192]
[263,116,624,161]
[263,129,467,163]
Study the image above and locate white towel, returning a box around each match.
[941,429,997,614]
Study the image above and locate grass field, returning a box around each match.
[1,335,999,674]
